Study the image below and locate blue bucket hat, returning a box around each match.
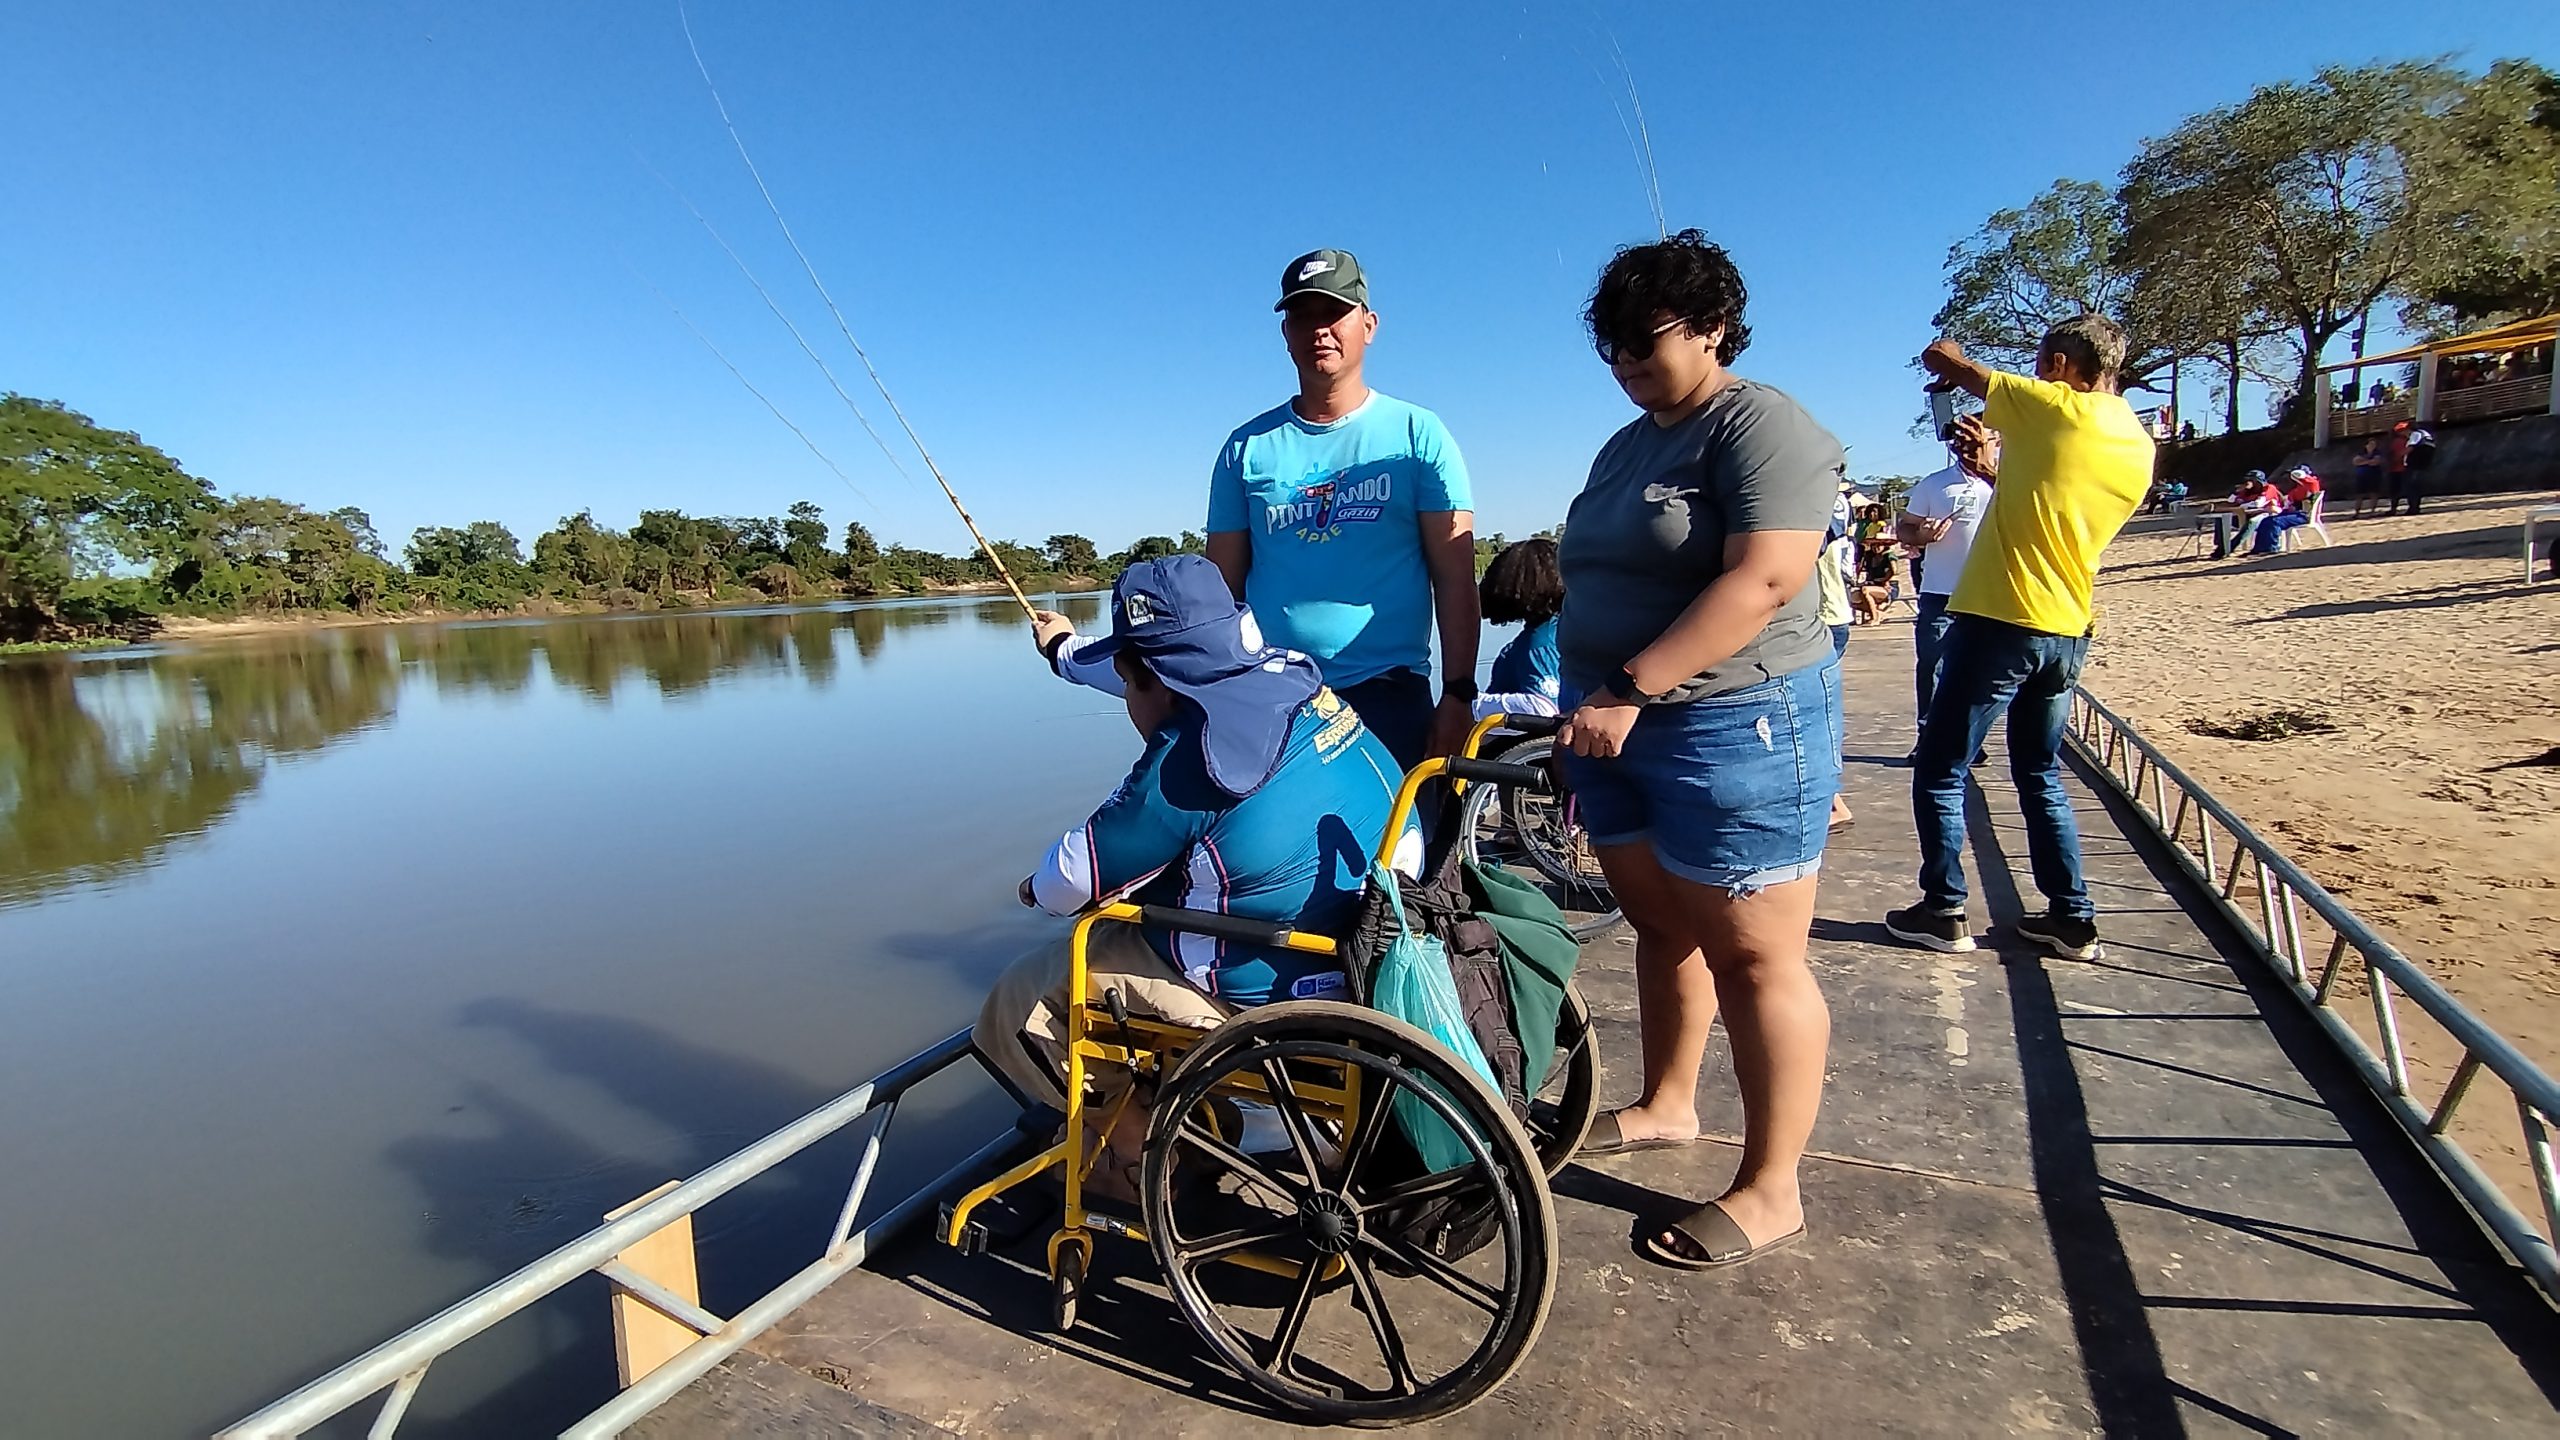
[1075,554,1322,798]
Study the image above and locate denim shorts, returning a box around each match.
[1563,656,1842,895]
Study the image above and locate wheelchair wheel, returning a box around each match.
[1524,983,1599,1176]
[1140,1001,1556,1426]
[1457,737,1623,941]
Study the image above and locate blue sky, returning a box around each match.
[8,3,2555,559]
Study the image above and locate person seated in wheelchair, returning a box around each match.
[976,554,1422,1205]
[1472,537,1564,726]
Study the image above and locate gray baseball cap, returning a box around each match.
[1274,248,1369,311]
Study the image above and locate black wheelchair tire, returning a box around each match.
[1139,1001,1557,1426]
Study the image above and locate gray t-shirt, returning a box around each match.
[1557,379,1846,701]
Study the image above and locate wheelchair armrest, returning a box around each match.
[1445,756,1556,794]
[1134,905,1302,949]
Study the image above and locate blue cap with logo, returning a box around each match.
[1076,554,1321,797]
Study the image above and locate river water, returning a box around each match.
[0,595,1148,1437]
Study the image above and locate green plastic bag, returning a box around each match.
[1364,861,1499,1171]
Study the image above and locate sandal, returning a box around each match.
[1576,1109,1700,1158]
[1639,1200,1806,1272]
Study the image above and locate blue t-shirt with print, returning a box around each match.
[1205,393,1472,688]
[1486,617,1561,708]
[1070,689,1412,1006]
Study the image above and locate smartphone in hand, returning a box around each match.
[1929,389,1958,440]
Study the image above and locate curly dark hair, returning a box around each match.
[1584,228,1752,365]
[1478,537,1563,625]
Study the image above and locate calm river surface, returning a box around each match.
[0,594,1148,1437]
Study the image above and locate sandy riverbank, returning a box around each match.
[2081,490,2560,1080]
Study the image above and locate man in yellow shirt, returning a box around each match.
[1884,316,2154,961]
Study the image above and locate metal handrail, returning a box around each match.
[2067,689,2560,1300]
[219,1028,1024,1438]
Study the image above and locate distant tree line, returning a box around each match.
[0,393,1204,642]
[1933,58,2559,434]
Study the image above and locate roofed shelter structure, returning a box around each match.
[2316,311,2560,446]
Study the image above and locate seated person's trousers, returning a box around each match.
[975,922,1230,1113]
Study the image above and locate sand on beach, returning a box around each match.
[2070,489,2560,1224]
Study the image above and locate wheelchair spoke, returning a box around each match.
[1173,1116,1307,1204]
[1358,1231,1503,1315]
[1333,1068,1401,1190]
[1261,1251,1328,1379]
[1343,1251,1420,1396]
[1257,1058,1332,1187]
[1168,1213,1298,1268]
[1353,1163,1478,1216]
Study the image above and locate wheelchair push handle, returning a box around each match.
[1443,756,1556,794]
[1486,712,1565,740]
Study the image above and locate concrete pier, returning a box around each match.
[638,630,2559,1437]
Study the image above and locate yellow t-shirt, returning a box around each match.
[1950,370,2155,636]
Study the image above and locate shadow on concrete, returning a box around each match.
[2048,751,2560,1424]
[1962,777,2186,1438]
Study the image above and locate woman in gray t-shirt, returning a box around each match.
[1554,230,1845,1273]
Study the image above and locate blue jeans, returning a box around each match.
[1912,593,1953,723]
[1912,615,2091,920]
[1566,657,1842,895]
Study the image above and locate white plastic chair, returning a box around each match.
[2281,493,2331,550]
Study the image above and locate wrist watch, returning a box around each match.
[1602,667,1664,705]
[1444,677,1479,703]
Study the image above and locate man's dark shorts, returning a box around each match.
[1334,668,1433,772]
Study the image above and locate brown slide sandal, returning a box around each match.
[1576,1109,1700,1158]
[1639,1200,1806,1272]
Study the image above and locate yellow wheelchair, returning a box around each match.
[942,715,1599,1425]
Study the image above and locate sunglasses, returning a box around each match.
[1595,315,1690,365]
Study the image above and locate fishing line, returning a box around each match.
[622,256,876,510]
[675,0,1037,618]
[637,153,914,497]
[1597,24,1666,236]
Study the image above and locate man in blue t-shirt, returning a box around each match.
[979,555,1419,1197]
[1201,248,1481,769]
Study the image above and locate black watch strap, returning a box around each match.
[1445,677,1479,703]
[1605,668,1663,705]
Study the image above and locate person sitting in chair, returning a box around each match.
[982,554,1421,1203]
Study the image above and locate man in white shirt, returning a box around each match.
[1896,415,1998,759]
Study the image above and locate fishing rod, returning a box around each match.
[675,0,1038,619]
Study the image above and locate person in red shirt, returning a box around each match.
[2249,466,2322,555]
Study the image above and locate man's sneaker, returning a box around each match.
[2014,912,2104,961]
[1884,905,1977,953]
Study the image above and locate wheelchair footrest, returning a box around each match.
[940,1201,992,1255]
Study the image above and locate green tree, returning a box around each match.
[0,395,214,638]
[1044,533,1100,572]
[2122,62,2467,414]
[782,500,834,575]
[530,510,633,592]
[841,520,880,566]
[2401,59,2560,323]
[1934,180,2180,393]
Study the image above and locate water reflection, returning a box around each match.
[0,642,401,907]
[0,594,1103,909]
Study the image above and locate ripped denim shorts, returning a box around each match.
[1563,654,1842,895]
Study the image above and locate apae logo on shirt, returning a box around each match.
[1265,468,1393,540]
